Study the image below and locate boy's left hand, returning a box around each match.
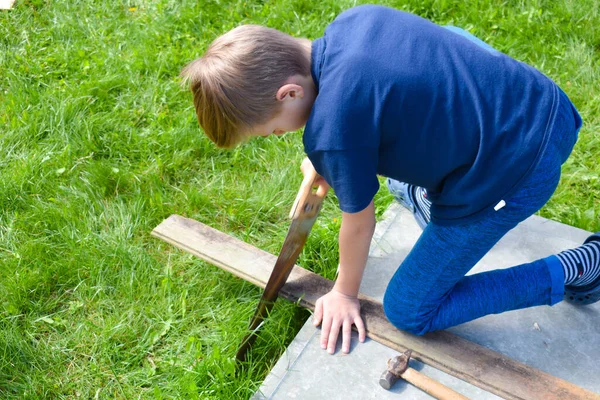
[312,288,366,354]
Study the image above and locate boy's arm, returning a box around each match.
[335,202,376,297]
[313,200,375,354]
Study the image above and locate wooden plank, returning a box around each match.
[152,214,600,400]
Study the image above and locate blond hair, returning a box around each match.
[181,25,310,148]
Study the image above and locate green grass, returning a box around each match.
[0,0,598,398]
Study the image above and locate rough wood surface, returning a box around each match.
[152,214,600,400]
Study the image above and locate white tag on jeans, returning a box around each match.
[494,200,506,211]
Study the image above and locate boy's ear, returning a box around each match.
[276,84,304,101]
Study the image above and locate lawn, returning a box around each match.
[0,0,598,398]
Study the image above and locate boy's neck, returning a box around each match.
[298,38,315,87]
[299,38,312,62]
[286,38,317,128]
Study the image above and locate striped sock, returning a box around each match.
[557,241,600,286]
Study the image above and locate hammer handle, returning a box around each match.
[402,368,469,400]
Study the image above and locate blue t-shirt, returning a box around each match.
[303,5,560,224]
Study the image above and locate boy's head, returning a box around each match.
[181,25,314,148]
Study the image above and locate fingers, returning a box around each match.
[301,157,329,197]
[342,320,352,353]
[327,319,341,354]
[315,176,330,197]
[320,314,332,350]
[314,292,365,354]
[323,319,361,354]
[300,157,314,174]
[313,298,323,327]
[354,316,366,343]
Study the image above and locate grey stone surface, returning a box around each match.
[254,203,600,399]
[253,325,499,400]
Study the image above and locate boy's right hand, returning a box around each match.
[312,288,366,354]
[300,157,329,197]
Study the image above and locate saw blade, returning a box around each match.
[236,190,324,362]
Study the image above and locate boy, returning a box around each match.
[181,5,599,356]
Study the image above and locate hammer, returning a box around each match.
[379,350,469,400]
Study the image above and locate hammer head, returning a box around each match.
[379,349,413,390]
[388,349,413,376]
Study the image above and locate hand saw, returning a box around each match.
[235,166,328,362]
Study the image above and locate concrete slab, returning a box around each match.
[254,203,600,399]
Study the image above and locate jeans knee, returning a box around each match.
[383,289,433,336]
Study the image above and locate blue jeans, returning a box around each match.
[382,29,583,335]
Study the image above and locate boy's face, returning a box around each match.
[249,75,316,138]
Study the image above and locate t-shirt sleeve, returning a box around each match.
[308,149,379,213]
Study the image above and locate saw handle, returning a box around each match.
[289,158,329,219]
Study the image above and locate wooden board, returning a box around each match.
[152,214,600,400]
